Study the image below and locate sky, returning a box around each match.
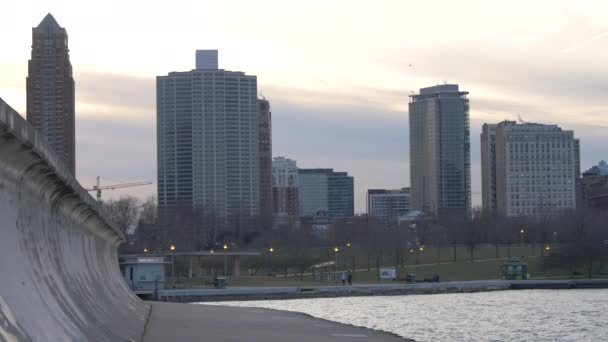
[1,0,607,212]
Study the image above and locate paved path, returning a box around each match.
[143,301,406,341]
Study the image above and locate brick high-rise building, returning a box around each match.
[27,13,75,174]
[272,157,299,217]
[258,98,273,225]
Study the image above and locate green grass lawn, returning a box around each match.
[168,244,608,287]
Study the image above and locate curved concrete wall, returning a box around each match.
[0,98,149,341]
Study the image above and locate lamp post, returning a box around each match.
[334,247,339,281]
[223,244,228,277]
[170,244,176,288]
[268,247,274,275]
[520,229,525,246]
[346,242,354,272]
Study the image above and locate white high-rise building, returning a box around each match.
[157,50,259,220]
[482,121,580,217]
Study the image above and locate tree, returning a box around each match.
[103,196,142,235]
[138,196,157,225]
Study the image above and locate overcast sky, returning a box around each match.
[1,0,607,212]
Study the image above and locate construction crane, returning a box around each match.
[85,176,153,202]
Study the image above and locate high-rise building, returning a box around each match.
[367,188,411,225]
[26,14,75,174]
[258,98,272,223]
[481,124,498,213]
[484,121,580,217]
[272,157,298,217]
[157,50,259,221]
[298,169,354,219]
[408,84,471,218]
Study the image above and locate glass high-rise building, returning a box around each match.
[409,84,471,218]
[26,14,75,175]
[298,169,354,219]
[157,50,259,220]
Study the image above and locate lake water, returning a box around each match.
[204,289,608,341]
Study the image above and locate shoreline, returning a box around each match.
[156,278,608,303]
[143,301,407,341]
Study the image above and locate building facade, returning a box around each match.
[26,14,75,174]
[367,188,411,225]
[481,124,498,213]
[258,99,272,223]
[272,157,298,217]
[579,161,608,210]
[298,169,354,219]
[487,121,580,217]
[157,50,259,221]
[408,84,471,218]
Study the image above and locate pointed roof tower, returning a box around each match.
[35,13,66,34]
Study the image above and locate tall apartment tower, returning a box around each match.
[26,14,75,174]
[272,157,298,217]
[298,169,354,219]
[157,50,259,221]
[367,188,411,225]
[258,99,273,224]
[408,84,471,218]
[484,121,580,217]
[481,124,498,213]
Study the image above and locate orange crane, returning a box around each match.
[85,176,153,201]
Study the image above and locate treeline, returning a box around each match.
[103,196,608,276]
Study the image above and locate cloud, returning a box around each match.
[562,31,608,53]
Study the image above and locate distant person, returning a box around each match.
[341,271,346,286]
[347,270,353,286]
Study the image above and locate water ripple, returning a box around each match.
[206,289,608,341]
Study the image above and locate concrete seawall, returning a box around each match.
[0,98,149,341]
[158,279,608,303]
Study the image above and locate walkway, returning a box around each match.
[143,302,406,341]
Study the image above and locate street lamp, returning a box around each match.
[143,248,149,253]
[545,245,551,252]
[169,244,176,288]
[267,247,274,275]
[334,247,340,281]
[520,229,525,246]
[223,244,229,277]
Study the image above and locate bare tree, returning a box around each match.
[139,196,157,225]
[103,196,142,235]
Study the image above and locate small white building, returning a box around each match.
[120,256,166,295]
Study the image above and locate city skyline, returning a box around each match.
[1,2,608,212]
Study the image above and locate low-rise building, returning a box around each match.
[298,168,354,219]
[367,188,411,225]
[579,161,608,209]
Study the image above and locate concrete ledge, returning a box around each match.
[0,98,149,341]
[143,301,407,342]
[157,279,608,303]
